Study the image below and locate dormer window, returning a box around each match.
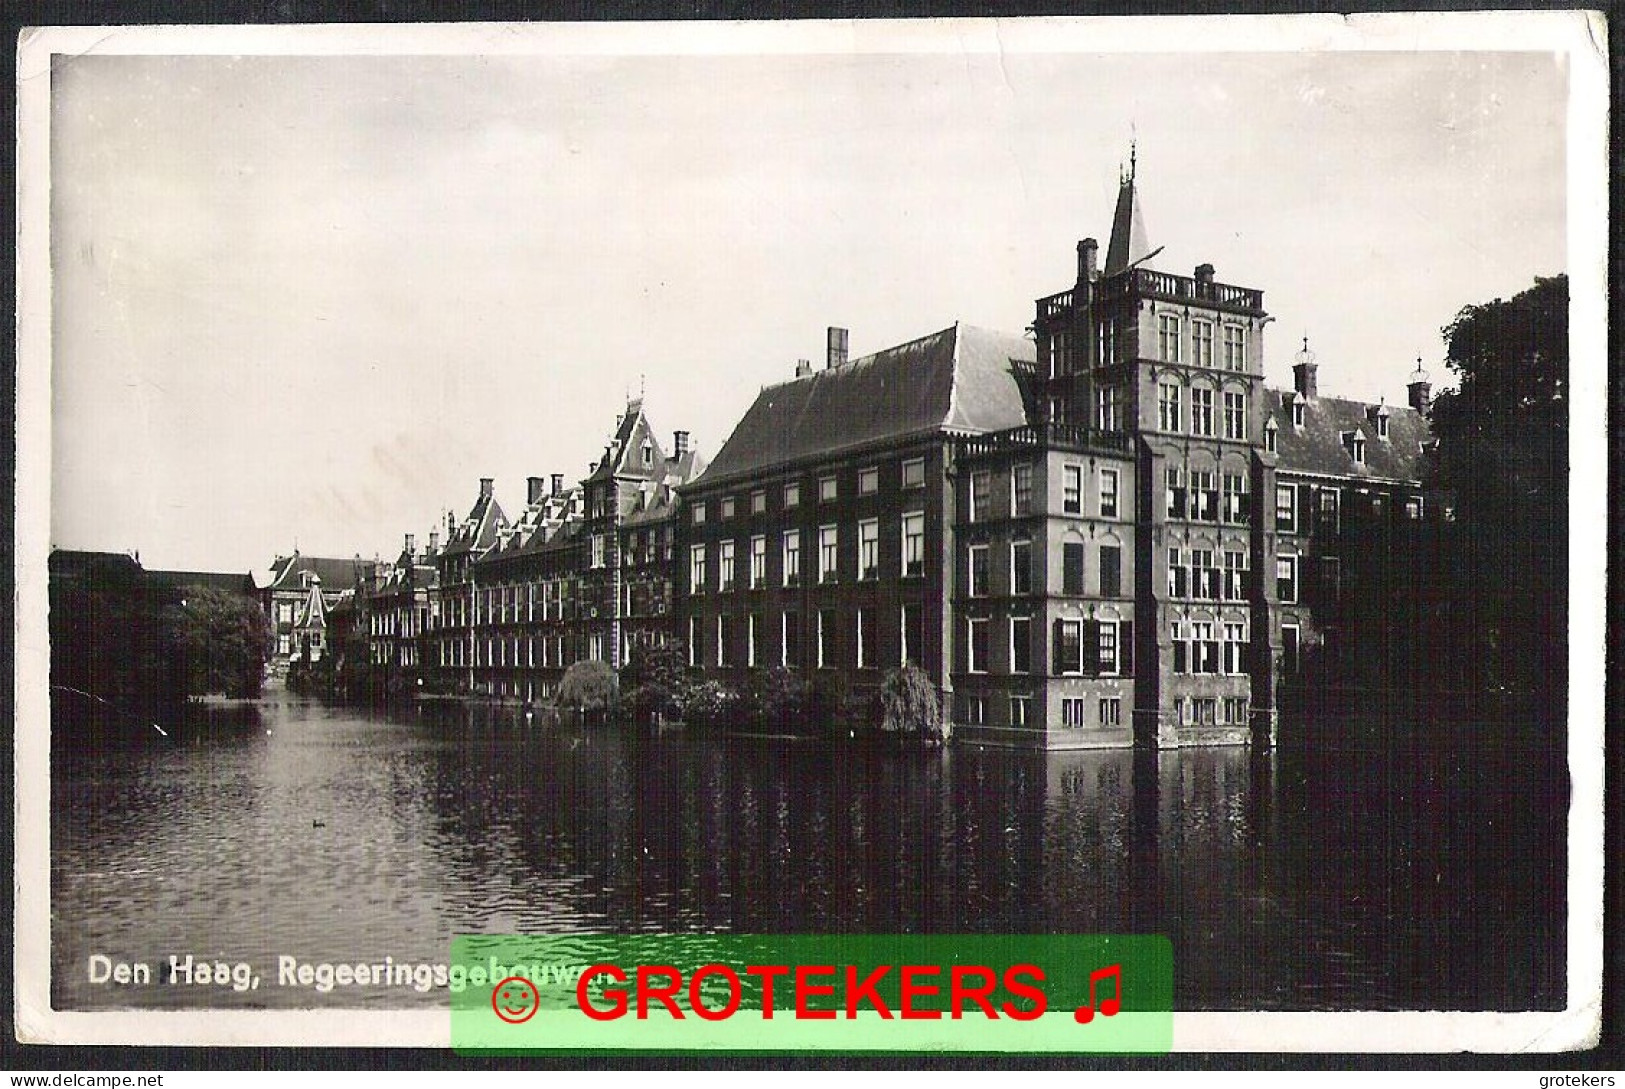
[1291,396,1305,428]
[1341,430,1366,465]
[1368,402,1391,440]
[641,441,653,466]
[1263,417,1278,454]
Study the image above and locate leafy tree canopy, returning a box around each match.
[1428,274,1567,530]
[880,664,944,742]
[172,585,272,699]
[1421,273,1567,709]
[557,659,618,713]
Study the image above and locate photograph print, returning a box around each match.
[16,13,1604,1051]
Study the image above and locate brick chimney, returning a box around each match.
[551,473,565,496]
[427,531,439,554]
[795,358,813,378]
[673,430,690,458]
[479,477,494,499]
[826,326,849,369]
[527,476,546,505]
[1195,263,1215,298]
[1076,238,1098,284]
[404,533,415,557]
[1407,360,1432,415]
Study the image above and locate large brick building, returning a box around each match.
[1265,351,1436,713]
[678,323,1031,709]
[678,161,1434,748]
[312,158,1436,748]
[407,400,703,702]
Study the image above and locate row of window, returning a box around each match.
[967,463,1121,522]
[1157,382,1250,439]
[1156,314,1249,370]
[1171,696,1251,727]
[1275,483,1425,535]
[965,616,1132,678]
[1165,469,1251,524]
[967,540,1123,599]
[588,529,674,569]
[1169,620,1252,675]
[1042,316,1248,376]
[690,514,928,592]
[1064,696,1122,729]
[436,579,591,628]
[367,608,428,638]
[437,632,583,670]
[692,458,928,526]
[369,643,418,667]
[1167,547,1252,602]
[961,694,1122,730]
[688,605,926,671]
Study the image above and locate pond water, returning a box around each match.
[50,696,1566,1011]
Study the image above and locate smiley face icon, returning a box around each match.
[492,976,540,1024]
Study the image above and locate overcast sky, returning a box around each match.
[47,35,1567,573]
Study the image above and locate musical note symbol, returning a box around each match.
[1073,963,1122,1024]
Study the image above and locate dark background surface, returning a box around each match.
[2,0,1619,1072]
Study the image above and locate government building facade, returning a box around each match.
[677,161,1435,749]
[314,161,1438,750]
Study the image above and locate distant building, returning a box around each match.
[457,473,584,701]
[430,479,510,691]
[362,532,439,691]
[260,553,364,679]
[444,399,706,701]
[291,155,1436,747]
[577,401,706,670]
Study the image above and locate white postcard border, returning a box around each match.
[14,11,1608,1053]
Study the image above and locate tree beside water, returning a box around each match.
[172,585,273,699]
[50,552,272,736]
[880,664,946,744]
[1425,274,1567,716]
[557,659,618,719]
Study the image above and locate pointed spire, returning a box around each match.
[1104,144,1153,277]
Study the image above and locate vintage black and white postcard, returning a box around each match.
[14,12,1607,1052]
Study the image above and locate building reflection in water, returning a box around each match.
[51,700,1563,1012]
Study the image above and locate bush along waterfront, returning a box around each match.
[609,641,942,747]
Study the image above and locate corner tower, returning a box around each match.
[1032,155,1276,749]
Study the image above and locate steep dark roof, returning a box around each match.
[587,399,671,484]
[146,568,257,596]
[264,554,364,592]
[623,486,680,528]
[1104,170,1153,277]
[294,578,331,629]
[665,448,707,486]
[696,323,1035,488]
[441,488,509,558]
[1268,389,1431,482]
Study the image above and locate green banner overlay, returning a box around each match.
[450,934,1172,1054]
